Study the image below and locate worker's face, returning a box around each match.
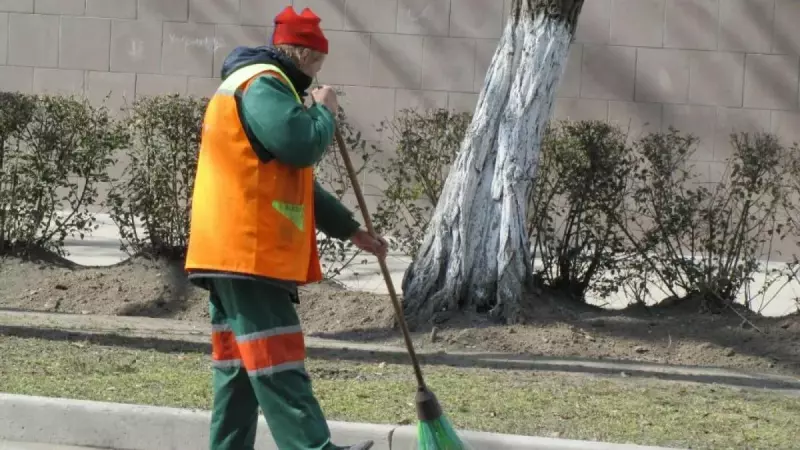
[302,53,326,77]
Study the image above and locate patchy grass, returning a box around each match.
[1,335,798,449]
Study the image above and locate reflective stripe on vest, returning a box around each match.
[216,63,302,102]
[184,63,323,284]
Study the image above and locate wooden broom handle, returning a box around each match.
[333,127,427,389]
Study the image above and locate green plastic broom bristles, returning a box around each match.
[417,415,471,450]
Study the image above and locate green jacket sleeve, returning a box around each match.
[314,181,360,240]
[240,74,335,167]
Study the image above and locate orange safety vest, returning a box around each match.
[184,63,323,284]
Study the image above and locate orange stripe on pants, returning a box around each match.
[212,330,241,363]
[238,331,306,375]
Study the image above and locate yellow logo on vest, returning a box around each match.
[272,201,305,231]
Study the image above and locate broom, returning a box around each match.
[331,122,469,450]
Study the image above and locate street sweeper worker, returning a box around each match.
[184,5,387,450]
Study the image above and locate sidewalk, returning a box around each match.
[0,442,100,450]
[0,394,680,450]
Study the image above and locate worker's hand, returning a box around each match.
[350,229,389,259]
[312,85,339,114]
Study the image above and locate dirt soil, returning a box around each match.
[1,255,799,377]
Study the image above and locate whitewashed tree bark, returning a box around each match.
[401,0,585,325]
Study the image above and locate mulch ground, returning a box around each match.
[1,255,798,376]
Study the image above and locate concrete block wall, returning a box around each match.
[565,0,800,185]
[1,0,800,190]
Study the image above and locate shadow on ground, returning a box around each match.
[115,259,195,320]
[2,323,799,395]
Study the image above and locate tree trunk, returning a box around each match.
[401,0,584,325]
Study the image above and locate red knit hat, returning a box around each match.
[272,6,328,54]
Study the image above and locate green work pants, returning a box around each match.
[207,277,336,450]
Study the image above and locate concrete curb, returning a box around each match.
[390,427,678,450]
[0,394,392,450]
[0,394,681,450]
